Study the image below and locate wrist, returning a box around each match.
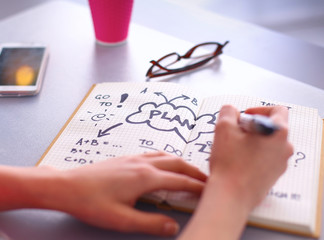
[0,166,69,211]
[27,166,70,211]
[207,173,255,213]
[179,170,253,240]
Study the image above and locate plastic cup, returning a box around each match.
[88,0,134,46]
[0,231,10,240]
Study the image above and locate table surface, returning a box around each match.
[1,1,324,239]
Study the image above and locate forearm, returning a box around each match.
[0,166,68,211]
[178,174,251,240]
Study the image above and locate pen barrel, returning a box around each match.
[239,114,278,135]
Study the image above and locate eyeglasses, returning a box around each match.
[146,41,229,80]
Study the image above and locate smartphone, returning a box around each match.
[0,43,49,97]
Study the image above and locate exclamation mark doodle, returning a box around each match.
[117,93,129,108]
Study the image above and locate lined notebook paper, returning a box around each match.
[38,82,324,237]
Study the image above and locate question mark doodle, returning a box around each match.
[295,152,306,167]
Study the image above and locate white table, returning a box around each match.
[1,1,324,239]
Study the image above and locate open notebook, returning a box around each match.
[38,82,324,237]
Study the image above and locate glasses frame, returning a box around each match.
[146,41,229,79]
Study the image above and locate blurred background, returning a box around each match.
[1,0,324,48]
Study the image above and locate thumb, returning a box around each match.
[116,207,180,236]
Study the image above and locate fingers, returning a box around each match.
[133,151,207,182]
[153,170,205,194]
[132,165,204,196]
[245,106,290,144]
[244,106,289,125]
[217,105,240,125]
[218,105,288,123]
[214,105,241,138]
[244,106,293,160]
[113,207,180,236]
[149,154,207,182]
[119,153,206,195]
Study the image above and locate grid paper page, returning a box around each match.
[39,82,203,170]
[39,82,206,202]
[166,95,322,233]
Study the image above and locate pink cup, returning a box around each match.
[88,0,134,46]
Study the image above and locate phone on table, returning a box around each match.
[0,43,49,97]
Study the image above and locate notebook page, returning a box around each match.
[249,103,321,232]
[39,82,203,169]
[39,82,205,202]
[166,95,321,232]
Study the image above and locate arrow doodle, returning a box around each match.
[169,94,190,103]
[97,123,123,138]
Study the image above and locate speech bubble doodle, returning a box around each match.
[126,101,217,143]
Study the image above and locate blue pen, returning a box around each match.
[239,113,280,136]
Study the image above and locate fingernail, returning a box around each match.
[164,222,180,235]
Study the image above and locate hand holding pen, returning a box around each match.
[184,105,293,240]
[239,113,280,136]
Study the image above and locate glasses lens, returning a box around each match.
[190,43,219,58]
[157,53,180,68]
[151,53,180,74]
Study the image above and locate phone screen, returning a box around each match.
[0,47,46,86]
